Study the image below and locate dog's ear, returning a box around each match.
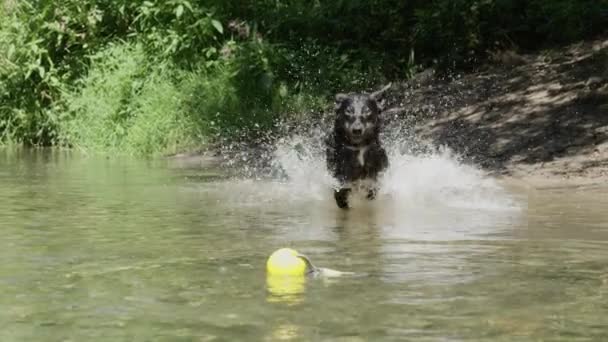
[334,93,349,111]
[370,83,391,111]
[370,83,392,100]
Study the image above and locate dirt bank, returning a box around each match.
[384,38,608,188]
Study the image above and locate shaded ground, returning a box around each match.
[385,38,608,187]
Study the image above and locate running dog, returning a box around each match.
[326,84,391,209]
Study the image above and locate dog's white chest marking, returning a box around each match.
[357,146,368,166]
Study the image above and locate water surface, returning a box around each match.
[1,148,607,341]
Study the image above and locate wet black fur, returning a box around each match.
[326,87,390,209]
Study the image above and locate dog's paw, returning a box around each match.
[366,188,377,200]
[334,189,351,209]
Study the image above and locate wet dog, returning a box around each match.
[326,84,391,209]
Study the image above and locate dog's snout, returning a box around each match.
[352,128,363,135]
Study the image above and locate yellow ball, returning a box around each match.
[266,248,307,276]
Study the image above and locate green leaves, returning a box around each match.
[2,0,607,148]
[175,5,184,18]
[211,19,223,34]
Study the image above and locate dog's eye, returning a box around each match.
[345,107,354,115]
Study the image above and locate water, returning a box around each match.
[1,145,607,341]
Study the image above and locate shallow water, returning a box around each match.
[1,147,608,341]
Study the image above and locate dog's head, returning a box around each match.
[334,83,391,145]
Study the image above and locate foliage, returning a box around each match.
[1,0,607,152]
[57,41,325,155]
[58,43,169,154]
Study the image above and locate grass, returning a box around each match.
[55,42,328,156]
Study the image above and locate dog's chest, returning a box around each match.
[342,146,369,169]
[328,138,387,182]
[356,146,368,167]
[338,146,378,179]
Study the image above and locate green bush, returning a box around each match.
[1,5,59,144]
[59,43,145,152]
[181,39,328,138]
[58,43,200,155]
[57,41,326,155]
[2,0,607,152]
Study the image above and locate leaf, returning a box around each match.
[175,5,184,18]
[182,1,193,12]
[205,47,217,58]
[211,19,223,34]
[7,44,15,59]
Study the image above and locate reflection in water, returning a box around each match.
[267,323,301,341]
[2,147,608,340]
[266,274,306,305]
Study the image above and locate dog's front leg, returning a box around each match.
[334,188,351,209]
[361,178,378,201]
[366,187,377,200]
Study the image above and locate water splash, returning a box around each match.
[270,133,338,200]
[262,129,518,211]
[379,146,516,211]
[201,114,522,222]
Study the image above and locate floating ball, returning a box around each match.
[266,248,307,276]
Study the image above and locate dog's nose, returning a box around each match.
[352,128,362,136]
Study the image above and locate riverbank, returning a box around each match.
[386,38,608,189]
[172,38,608,189]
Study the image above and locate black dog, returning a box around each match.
[326,84,391,209]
